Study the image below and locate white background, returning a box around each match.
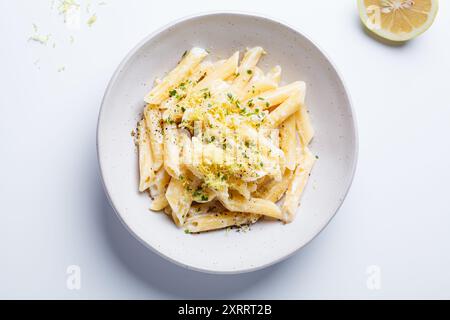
[1,0,449,299]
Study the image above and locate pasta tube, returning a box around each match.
[185,212,260,233]
[137,120,154,192]
[282,147,316,222]
[144,47,208,104]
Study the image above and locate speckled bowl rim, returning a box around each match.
[97,11,359,274]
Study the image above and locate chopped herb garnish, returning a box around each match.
[164,116,175,125]
[203,91,211,99]
[247,69,253,75]
[193,186,203,197]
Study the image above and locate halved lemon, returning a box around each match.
[358,0,439,42]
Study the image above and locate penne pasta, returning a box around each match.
[197,51,239,89]
[264,90,301,129]
[135,47,316,233]
[150,195,169,211]
[242,67,279,100]
[144,105,164,171]
[218,193,283,220]
[144,47,208,104]
[282,147,316,222]
[137,120,154,192]
[185,212,260,233]
[295,103,315,146]
[246,81,306,110]
[165,178,193,226]
[187,201,225,218]
[231,47,265,98]
[149,167,171,200]
[230,180,251,200]
[254,169,293,202]
[191,186,216,203]
[279,115,297,171]
[266,65,281,84]
[163,122,182,178]
[159,60,214,111]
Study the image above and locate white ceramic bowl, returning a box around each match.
[97,12,358,274]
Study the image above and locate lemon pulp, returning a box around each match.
[358,0,439,41]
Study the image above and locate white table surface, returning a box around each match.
[1,0,449,299]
